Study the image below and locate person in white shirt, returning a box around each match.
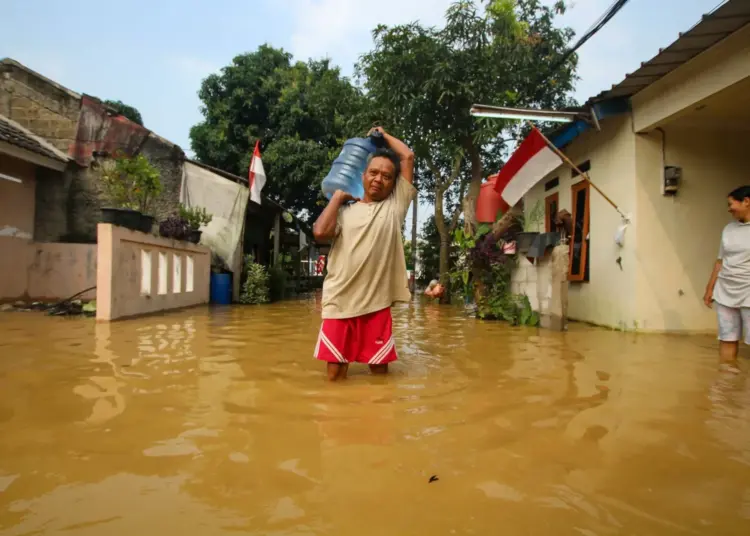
[704,185,750,371]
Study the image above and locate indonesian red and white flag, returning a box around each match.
[248,140,266,204]
[494,127,562,207]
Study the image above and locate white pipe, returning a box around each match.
[470,111,575,123]
[0,172,23,183]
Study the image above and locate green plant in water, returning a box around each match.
[179,204,213,230]
[240,256,270,304]
[449,224,490,302]
[476,262,539,326]
[101,153,162,212]
[268,265,289,302]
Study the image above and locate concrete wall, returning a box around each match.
[96,224,210,321]
[0,153,36,239]
[27,243,97,301]
[522,115,639,329]
[633,124,749,332]
[511,245,569,330]
[0,239,96,302]
[0,238,31,301]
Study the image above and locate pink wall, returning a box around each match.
[0,238,97,302]
[0,154,36,240]
[96,224,210,321]
[27,243,97,300]
[0,238,32,301]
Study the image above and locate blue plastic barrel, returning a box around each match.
[210,273,232,304]
[321,132,385,200]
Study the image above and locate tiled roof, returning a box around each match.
[0,114,70,163]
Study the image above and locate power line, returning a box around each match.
[536,0,632,90]
[550,0,632,77]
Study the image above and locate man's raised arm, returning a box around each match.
[370,127,414,184]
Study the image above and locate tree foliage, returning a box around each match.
[190,46,371,222]
[357,0,578,287]
[104,99,144,126]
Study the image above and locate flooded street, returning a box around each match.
[1,298,749,535]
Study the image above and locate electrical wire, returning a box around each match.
[534,0,632,90]
[551,0,632,76]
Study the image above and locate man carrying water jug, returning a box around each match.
[312,127,416,381]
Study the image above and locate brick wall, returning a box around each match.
[0,60,81,154]
[139,133,184,221]
[511,245,569,331]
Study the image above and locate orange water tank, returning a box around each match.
[476,174,509,223]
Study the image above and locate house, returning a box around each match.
[0,113,98,302]
[514,0,750,333]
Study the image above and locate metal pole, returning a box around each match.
[532,124,629,221]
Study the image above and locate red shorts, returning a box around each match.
[314,308,397,365]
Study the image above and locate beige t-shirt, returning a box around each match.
[322,178,417,319]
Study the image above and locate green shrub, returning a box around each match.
[476,263,539,326]
[240,257,270,304]
[268,266,288,302]
[102,153,162,212]
[179,204,213,230]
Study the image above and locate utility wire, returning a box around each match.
[551,0,632,75]
[531,0,632,94]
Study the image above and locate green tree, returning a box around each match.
[357,0,577,285]
[104,99,144,126]
[190,46,370,222]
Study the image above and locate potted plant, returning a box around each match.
[100,154,162,232]
[158,214,190,241]
[100,158,140,230]
[179,204,212,244]
[516,200,544,254]
[130,155,162,233]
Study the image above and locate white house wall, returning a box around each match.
[522,115,638,329]
[634,124,750,333]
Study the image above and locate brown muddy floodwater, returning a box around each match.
[1,297,749,535]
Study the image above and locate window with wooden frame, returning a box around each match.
[568,181,590,282]
[544,192,559,233]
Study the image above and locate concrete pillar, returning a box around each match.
[538,245,569,331]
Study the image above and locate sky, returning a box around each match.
[2,0,725,231]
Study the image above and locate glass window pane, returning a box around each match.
[570,187,587,276]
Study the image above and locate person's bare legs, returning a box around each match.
[369,364,388,375]
[719,340,740,369]
[327,363,349,382]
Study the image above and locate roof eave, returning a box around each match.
[0,140,67,172]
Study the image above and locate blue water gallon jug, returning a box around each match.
[321,132,385,200]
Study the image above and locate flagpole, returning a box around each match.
[532,124,628,221]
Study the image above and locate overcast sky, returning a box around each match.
[3,0,725,231]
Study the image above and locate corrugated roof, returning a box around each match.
[0,114,71,164]
[589,0,750,104]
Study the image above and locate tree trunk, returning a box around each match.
[411,178,418,286]
[438,236,451,304]
[463,139,484,233]
[434,191,451,304]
